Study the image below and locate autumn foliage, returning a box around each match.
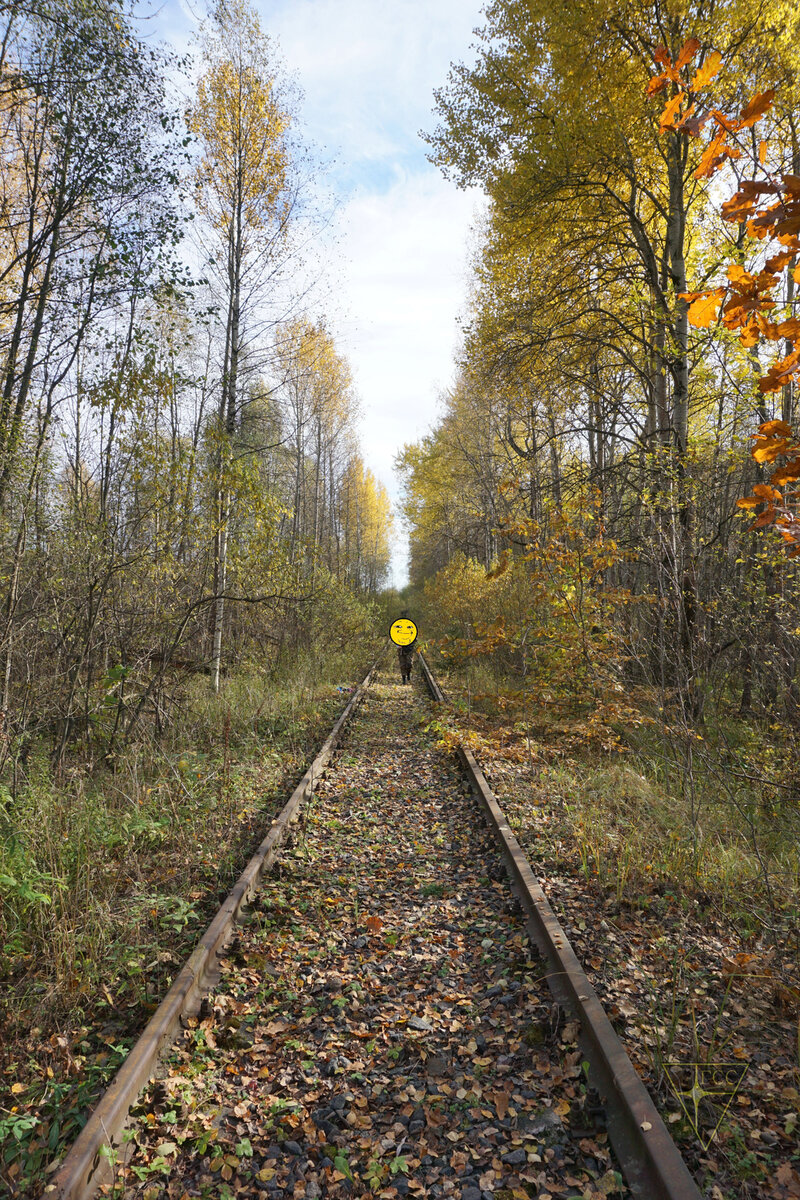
[420,511,645,752]
[649,38,800,548]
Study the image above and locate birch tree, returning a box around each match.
[187,0,293,691]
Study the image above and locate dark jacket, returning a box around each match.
[398,644,415,670]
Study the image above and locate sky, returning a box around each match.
[135,0,487,587]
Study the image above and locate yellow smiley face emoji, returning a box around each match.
[389,618,418,646]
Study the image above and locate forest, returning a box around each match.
[3,0,800,1195]
[399,0,800,945]
[0,0,393,1184]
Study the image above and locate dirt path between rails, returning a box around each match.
[118,676,630,1200]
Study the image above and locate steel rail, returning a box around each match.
[51,661,381,1200]
[418,652,703,1200]
[416,649,444,702]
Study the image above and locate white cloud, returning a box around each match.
[135,0,488,586]
[264,0,487,585]
[328,174,483,587]
[270,0,480,141]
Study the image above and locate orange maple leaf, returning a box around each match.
[674,36,701,70]
[755,315,780,341]
[777,318,800,340]
[769,458,800,486]
[739,318,760,348]
[753,482,787,498]
[737,483,784,513]
[774,208,800,240]
[757,420,794,438]
[746,201,784,238]
[721,283,776,330]
[708,108,739,132]
[675,105,707,136]
[752,508,780,528]
[752,436,794,463]
[758,348,800,393]
[680,112,710,137]
[659,93,685,132]
[647,73,671,97]
[726,263,756,288]
[765,247,797,273]
[694,130,737,179]
[721,181,780,223]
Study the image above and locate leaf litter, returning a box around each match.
[461,729,800,1200]
[118,676,629,1199]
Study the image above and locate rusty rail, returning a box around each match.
[417,652,703,1200]
[50,662,380,1200]
[416,648,444,702]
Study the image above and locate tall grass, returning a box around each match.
[0,636,381,1196]
[432,655,800,949]
[0,643,377,1020]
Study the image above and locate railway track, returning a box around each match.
[50,657,703,1200]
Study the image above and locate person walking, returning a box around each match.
[389,612,418,685]
[398,642,415,684]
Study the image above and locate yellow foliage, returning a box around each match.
[422,513,642,750]
[187,0,291,240]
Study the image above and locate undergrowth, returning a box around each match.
[423,652,800,1197]
[0,640,378,1196]
[428,653,800,952]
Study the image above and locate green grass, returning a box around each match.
[0,641,378,1196]
[1,658,373,1010]
[430,654,800,943]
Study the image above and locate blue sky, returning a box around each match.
[135,0,486,586]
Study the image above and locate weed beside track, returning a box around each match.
[434,690,800,1200]
[0,663,374,1198]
